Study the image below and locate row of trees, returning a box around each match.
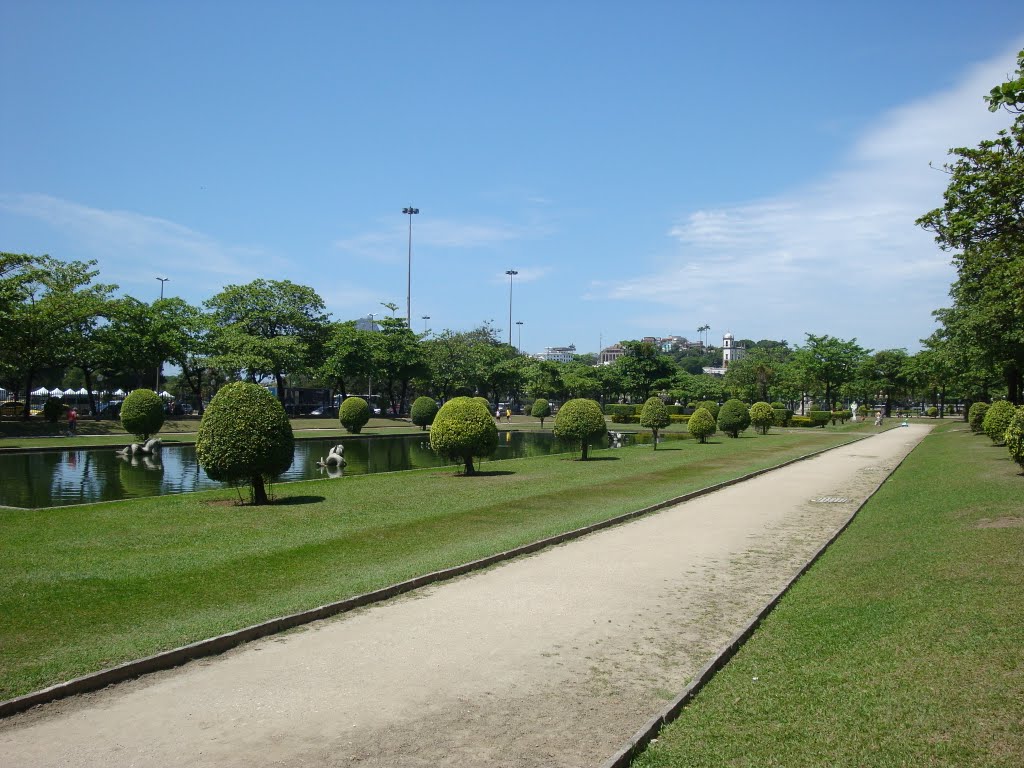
[0,252,976,419]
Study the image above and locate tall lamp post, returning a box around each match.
[155,277,169,390]
[516,320,524,353]
[403,206,419,327]
[504,269,518,346]
[421,315,430,334]
[367,313,376,397]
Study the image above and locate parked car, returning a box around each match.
[0,400,40,416]
[95,400,123,418]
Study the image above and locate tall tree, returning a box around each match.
[615,340,677,401]
[318,321,373,401]
[793,334,868,410]
[369,316,428,414]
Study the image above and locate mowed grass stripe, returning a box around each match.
[0,430,858,701]
[632,423,1024,768]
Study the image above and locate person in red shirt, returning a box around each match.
[67,407,78,435]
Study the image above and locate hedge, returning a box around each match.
[808,410,830,428]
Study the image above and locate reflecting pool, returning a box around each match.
[0,431,639,508]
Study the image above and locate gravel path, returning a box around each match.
[0,425,930,767]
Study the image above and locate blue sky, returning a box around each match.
[2,2,1022,355]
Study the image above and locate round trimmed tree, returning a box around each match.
[474,396,493,415]
[717,398,751,438]
[749,401,774,435]
[688,407,716,444]
[195,382,294,505]
[430,396,498,475]
[339,396,370,434]
[410,396,438,431]
[696,400,720,420]
[968,401,990,433]
[553,398,606,460]
[983,400,1016,445]
[1005,406,1024,471]
[120,388,165,440]
[639,397,670,450]
[531,398,552,428]
[43,396,65,424]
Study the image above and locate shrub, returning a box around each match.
[770,401,785,410]
[473,396,493,415]
[639,397,670,450]
[688,407,717,443]
[339,397,371,434]
[696,400,719,420]
[749,402,774,435]
[790,415,813,427]
[430,396,498,475]
[42,397,65,424]
[120,388,165,440]
[1005,406,1024,470]
[983,400,1016,445]
[410,396,438,431]
[669,414,691,424]
[531,398,552,427]
[553,398,607,460]
[968,401,990,433]
[926,406,939,418]
[772,408,792,427]
[664,404,685,416]
[603,404,636,417]
[808,410,830,428]
[717,398,751,438]
[195,381,294,505]
[829,410,851,425]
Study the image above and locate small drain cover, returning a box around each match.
[813,496,850,503]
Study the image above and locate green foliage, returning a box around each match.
[968,401,990,433]
[808,410,830,428]
[772,408,792,427]
[339,396,371,434]
[696,400,719,420]
[474,396,492,413]
[195,381,294,505]
[531,398,551,427]
[429,396,498,474]
[829,410,852,425]
[982,400,1016,444]
[639,396,671,449]
[553,398,607,460]
[120,389,166,440]
[669,414,691,424]
[42,397,64,424]
[790,415,814,427]
[1005,406,1024,469]
[687,407,717,443]
[770,401,784,409]
[926,406,939,418]
[717,398,751,438]
[749,402,774,435]
[410,396,438,430]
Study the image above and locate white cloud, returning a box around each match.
[333,217,532,261]
[591,42,1023,350]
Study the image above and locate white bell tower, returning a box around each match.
[722,332,735,368]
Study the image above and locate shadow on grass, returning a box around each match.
[273,495,328,506]
[580,455,621,462]
[454,470,516,478]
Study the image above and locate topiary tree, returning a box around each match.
[639,396,670,450]
[696,400,719,420]
[1005,406,1024,471]
[983,400,1016,445]
[195,381,294,505]
[749,402,774,435]
[429,396,498,475]
[968,401,990,433]
[339,396,370,434]
[474,396,493,416]
[553,398,607,460]
[717,398,751,438]
[531,398,551,427]
[410,396,438,431]
[43,396,65,424]
[120,388,165,440]
[688,407,717,444]
[926,406,939,418]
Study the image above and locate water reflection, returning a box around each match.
[0,431,635,509]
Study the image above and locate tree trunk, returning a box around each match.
[275,372,287,405]
[463,455,475,475]
[581,440,590,460]
[652,428,658,450]
[251,474,269,505]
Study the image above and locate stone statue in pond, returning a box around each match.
[117,437,162,457]
[317,443,346,471]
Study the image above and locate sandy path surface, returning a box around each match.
[0,425,930,767]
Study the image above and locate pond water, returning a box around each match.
[0,431,642,509]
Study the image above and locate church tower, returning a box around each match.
[722,332,735,368]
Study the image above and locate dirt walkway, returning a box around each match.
[0,426,930,767]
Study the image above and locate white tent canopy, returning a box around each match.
[159,391,173,398]
[49,388,63,397]
[63,388,78,396]
[113,388,126,396]
[76,388,89,395]
[31,387,50,396]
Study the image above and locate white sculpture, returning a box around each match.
[317,443,347,469]
[117,437,162,457]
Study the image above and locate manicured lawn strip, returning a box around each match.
[0,430,858,701]
[633,423,1024,768]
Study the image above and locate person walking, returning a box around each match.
[67,406,78,435]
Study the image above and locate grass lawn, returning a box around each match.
[632,422,1024,767]
[0,429,860,702]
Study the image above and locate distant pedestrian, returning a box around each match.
[495,407,501,421]
[67,407,78,435]
[505,408,512,423]
[874,411,882,427]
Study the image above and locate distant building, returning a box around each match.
[598,343,625,365]
[702,331,745,376]
[535,344,577,363]
[355,316,380,332]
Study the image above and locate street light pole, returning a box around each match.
[422,315,430,334]
[155,277,169,390]
[367,313,376,397]
[403,206,419,327]
[516,320,523,353]
[504,269,518,346]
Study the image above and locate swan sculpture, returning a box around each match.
[116,437,162,457]
[316,443,347,469]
